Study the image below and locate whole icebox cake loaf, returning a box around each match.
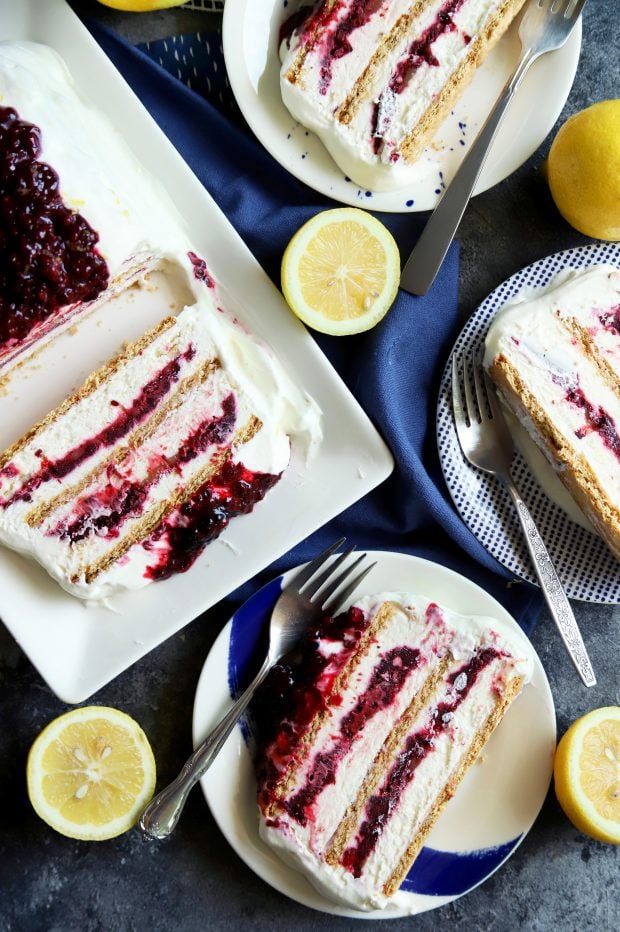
[484,264,620,562]
[0,42,321,600]
[279,0,527,191]
[251,592,531,911]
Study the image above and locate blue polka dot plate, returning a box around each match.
[222,0,580,213]
[193,551,555,918]
[437,242,620,604]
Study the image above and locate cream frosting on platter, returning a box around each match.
[279,0,525,192]
[254,592,532,911]
[0,41,322,600]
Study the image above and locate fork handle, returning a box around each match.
[400,49,535,296]
[505,481,596,687]
[139,656,271,840]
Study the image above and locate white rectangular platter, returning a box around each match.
[0,0,393,703]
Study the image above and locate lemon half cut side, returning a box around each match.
[554,706,620,844]
[281,208,401,336]
[27,705,156,841]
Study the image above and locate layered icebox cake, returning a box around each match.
[0,42,321,599]
[484,265,620,562]
[280,0,526,191]
[252,592,531,910]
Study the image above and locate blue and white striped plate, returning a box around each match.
[193,552,555,918]
[438,242,620,604]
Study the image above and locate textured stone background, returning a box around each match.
[1,2,618,930]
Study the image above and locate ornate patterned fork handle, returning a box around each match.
[505,480,596,687]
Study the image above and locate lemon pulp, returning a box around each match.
[27,706,156,841]
[281,208,400,336]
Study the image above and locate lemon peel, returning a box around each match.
[96,1,186,12]
[547,100,620,241]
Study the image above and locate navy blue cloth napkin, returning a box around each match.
[85,22,542,635]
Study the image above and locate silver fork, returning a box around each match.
[452,349,596,687]
[400,0,588,296]
[139,538,376,839]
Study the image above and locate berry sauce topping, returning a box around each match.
[340,646,501,878]
[599,304,620,335]
[49,393,237,545]
[188,251,215,288]
[371,0,466,153]
[0,106,109,351]
[252,606,371,812]
[317,1,386,93]
[279,3,317,48]
[389,0,465,90]
[0,345,196,508]
[281,0,345,61]
[143,458,280,581]
[282,1,388,93]
[566,384,620,459]
[284,646,421,826]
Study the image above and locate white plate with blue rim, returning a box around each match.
[437,241,620,604]
[222,0,581,213]
[193,550,555,918]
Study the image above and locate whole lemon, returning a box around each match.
[546,100,620,241]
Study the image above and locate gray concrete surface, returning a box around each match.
[1,1,618,930]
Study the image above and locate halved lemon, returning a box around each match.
[554,706,620,844]
[281,208,401,336]
[27,706,156,841]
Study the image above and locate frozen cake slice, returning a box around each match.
[254,592,531,910]
[484,264,620,561]
[280,0,526,191]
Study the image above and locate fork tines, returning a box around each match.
[290,538,376,615]
[452,346,488,427]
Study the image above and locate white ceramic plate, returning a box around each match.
[437,242,620,604]
[222,0,581,213]
[194,551,555,919]
[0,0,393,704]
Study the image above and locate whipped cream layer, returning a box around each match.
[484,265,620,536]
[258,592,531,911]
[280,0,511,192]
